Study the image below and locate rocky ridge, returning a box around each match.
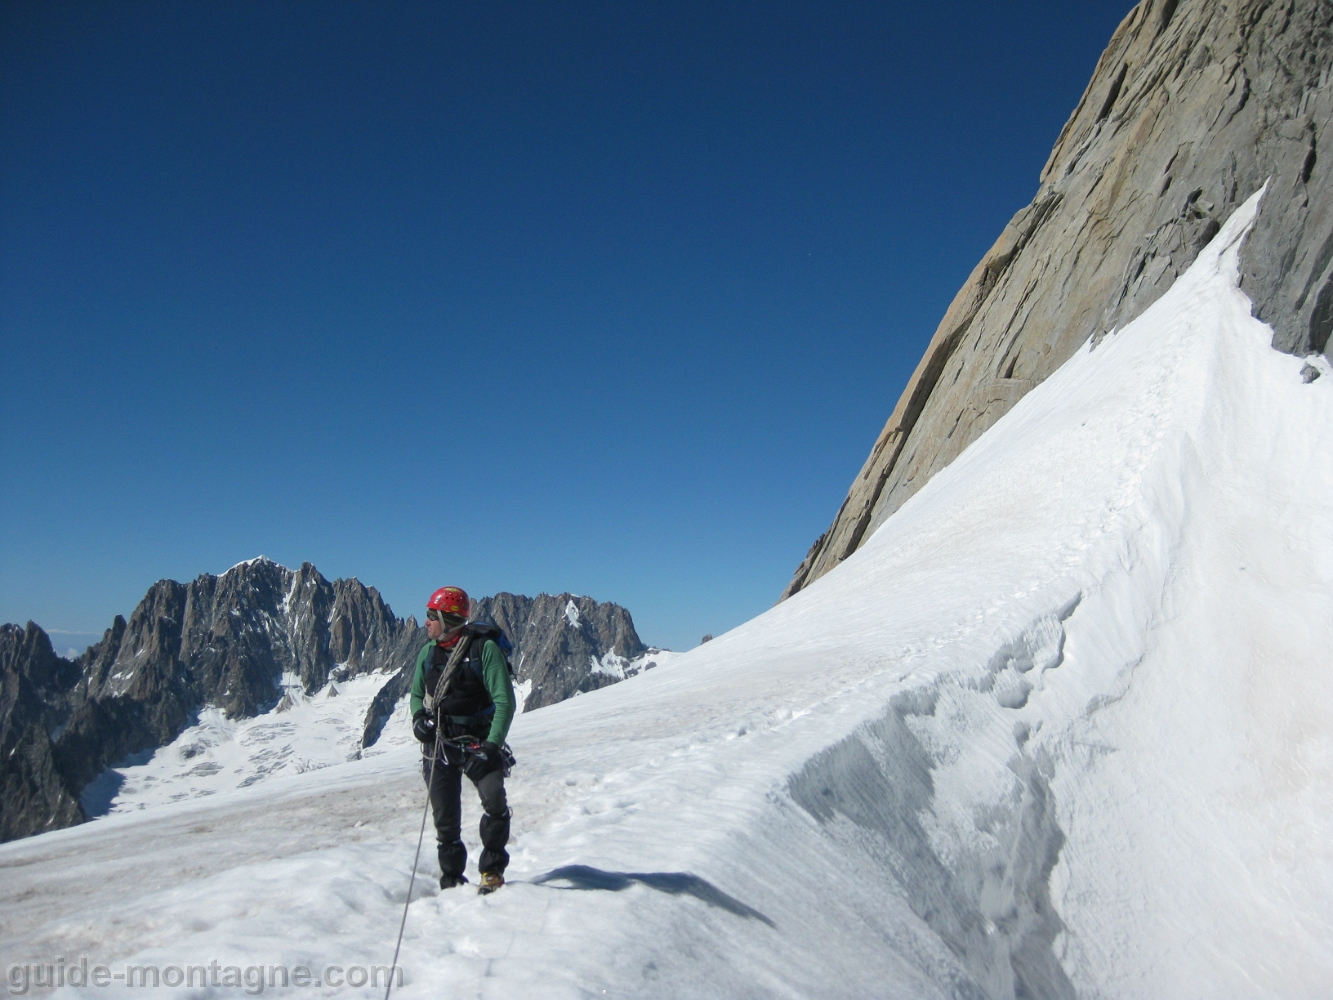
[1,558,656,842]
[785,0,1333,598]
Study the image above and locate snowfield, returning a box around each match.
[76,673,419,817]
[75,648,681,820]
[2,188,1330,999]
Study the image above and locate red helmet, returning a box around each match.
[427,586,469,622]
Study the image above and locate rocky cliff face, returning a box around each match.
[785,0,1333,598]
[0,624,85,842]
[358,591,658,747]
[0,558,419,841]
[1,559,656,842]
[476,592,651,706]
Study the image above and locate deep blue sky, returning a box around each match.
[1,1,1133,653]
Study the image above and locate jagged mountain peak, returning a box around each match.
[223,554,278,574]
[0,560,422,842]
[2,570,661,842]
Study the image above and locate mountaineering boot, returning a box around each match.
[477,871,504,895]
[440,874,469,890]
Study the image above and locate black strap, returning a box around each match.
[443,707,495,725]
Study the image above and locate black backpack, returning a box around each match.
[463,621,517,681]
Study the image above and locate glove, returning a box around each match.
[412,710,437,744]
[462,741,501,780]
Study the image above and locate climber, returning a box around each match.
[409,586,515,895]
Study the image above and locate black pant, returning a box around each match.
[422,745,509,882]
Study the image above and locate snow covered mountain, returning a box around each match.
[785,0,1333,599]
[2,188,1328,998]
[4,1,1332,992]
[1,557,418,843]
[0,561,660,843]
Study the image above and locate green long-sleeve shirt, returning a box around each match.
[409,638,515,746]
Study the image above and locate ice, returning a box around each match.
[2,188,1330,998]
[563,599,581,628]
[588,649,678,680]
[512,677,534,714]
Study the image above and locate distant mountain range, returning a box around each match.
[0,557,662,843]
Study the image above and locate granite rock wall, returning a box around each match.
[785,0,1333,598]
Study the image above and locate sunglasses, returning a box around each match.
[427,610,463,624]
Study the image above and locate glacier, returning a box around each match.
[1,188,1330,998]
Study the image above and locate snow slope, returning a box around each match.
[2,188,1330,999]
[76,673,419,817]
[79,649,675,817]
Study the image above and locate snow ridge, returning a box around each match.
[2,189,1330,998]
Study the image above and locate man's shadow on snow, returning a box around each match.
[530,865,776,927]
